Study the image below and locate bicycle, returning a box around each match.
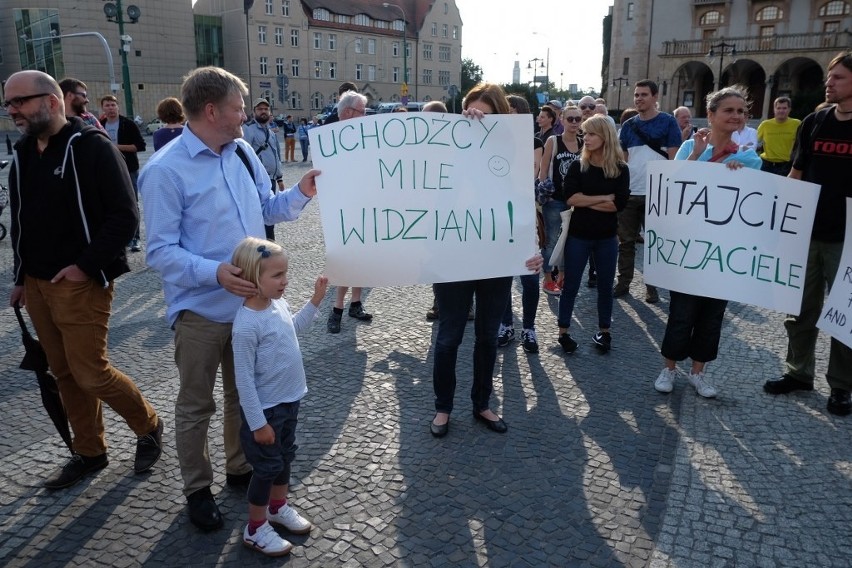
[0,160,8,241]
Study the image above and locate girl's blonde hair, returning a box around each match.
[580,114,625,178]
[231,237,286,287]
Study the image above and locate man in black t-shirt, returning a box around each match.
[763,52,852,417]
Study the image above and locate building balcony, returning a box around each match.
[661,30,850,57]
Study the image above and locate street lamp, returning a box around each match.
[382,3,408,103]
[244,0,255,101]
[707,41,737,91]
[21,31,119,94]
[103,0,141,118]
[612,76,629,112]
[528,58,545,90]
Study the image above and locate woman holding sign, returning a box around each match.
[654,86,762,398]
[430,82,543,438]
[556,115,630,356]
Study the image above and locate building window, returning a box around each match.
[312,92,323,110]
[368,65,376,81]
[422,69,433,84]
[392,19,404,31]
[281,0,289,17]
[392,41,400,57]
[623,57,629,76]
[328,33,336,50]
[431,22,437,36]
[291,29,299,47]
[439,45,450,62]
[290,91,301,109]
[824,20,841,32]
[329,62,337,79]
[627,2,634,19]
[291,59,299,77]
[452,25,459,40]
[355,38,362,54]
[265,0,273,15]
[819,1,850,16]
[444,2,448,14]
[258,25,266,44]
[442,24,448,38]
[338,15,350,24]
[313,8,330,21]
[314,61,322,79]
[14,8,65,79]
[314,32,322,49]
[760,25,775,48]
[439,70,450,86]
[756,6,783,21]
[423,43,432,60]
[393,66,400,82]
[368,39,376,55]
[702,28,717,40]
[356,64,363,81]
[375,20,388,29]
[274,57,284,76]
[259,56,268,75]
[700,10,724,25]
[275,27,283,46]
[354,14,370,26]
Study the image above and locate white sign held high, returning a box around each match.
[644,160,820,314]
[818,198,852,348]
[309,113,536,287]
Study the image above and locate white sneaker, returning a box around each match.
[688,371,718,398]
[267,503,312,534]
[243,521,292,556]
[654,367,678,393]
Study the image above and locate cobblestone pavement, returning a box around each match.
[0,139,849,567]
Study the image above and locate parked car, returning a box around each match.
[145,118,165,135]
[376,102,402,113]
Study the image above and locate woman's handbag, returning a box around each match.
[548,207,573,270]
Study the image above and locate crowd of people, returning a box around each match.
[3,49,850,557]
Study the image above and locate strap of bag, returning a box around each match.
[235,145,255,180]
[628,117,669,159]
[550,135,558,178]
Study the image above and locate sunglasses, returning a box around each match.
[563,116,582,123]
[579,104,596,110]
[2,92,51,110]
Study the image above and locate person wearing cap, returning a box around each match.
[243,98,284,240]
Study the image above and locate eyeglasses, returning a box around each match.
[257,245,271,258]
[2,93,51,110]
[563,116,582,123]
[73,92,88,98]
[579,104,596,110]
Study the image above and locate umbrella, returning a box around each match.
[13,304,73,453]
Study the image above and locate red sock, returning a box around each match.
[268,498,287,515]
[248,517,265,535]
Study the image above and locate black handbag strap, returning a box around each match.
[627,117,669,159]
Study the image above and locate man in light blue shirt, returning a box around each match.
[139,66,319,531]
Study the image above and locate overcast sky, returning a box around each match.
[456,0,614,93]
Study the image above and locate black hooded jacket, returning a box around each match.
[11,117,138,287]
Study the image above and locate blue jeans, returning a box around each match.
[240,401,299,506]
[433,277,512,414]
[542,199,567,274]
[299,139,309,161]
[501,273,540,329]
[557,235,618,330]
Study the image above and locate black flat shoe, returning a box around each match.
[430,417,449,438]
[187,487,223,531]
[473,411,507,434]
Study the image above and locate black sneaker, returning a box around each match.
[558,333,578,354]
[44,453,109,490]
[497,324,515,347]
[587,273,597,288]
[763,375,814,395]
[613,283,630,298]
[348,303,373,321]
[827,388,851,416]
[134,418,164,473]
[592,331,612,353]
[521,329,539,354]
[327,310,342,333]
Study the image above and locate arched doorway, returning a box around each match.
[724,59,766,119]
[770,58,824,118]
[672,61,714,117]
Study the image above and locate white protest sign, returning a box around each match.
[644,160,820,314]
[818,198,852,348]
[308,113,536,287]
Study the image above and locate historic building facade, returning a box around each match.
[0,0,196,123]
[192,0,463,115]
[606,0,851,118]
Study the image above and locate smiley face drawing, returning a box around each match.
[487,155,510,177]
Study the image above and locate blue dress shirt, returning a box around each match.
[139,124,311,326]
